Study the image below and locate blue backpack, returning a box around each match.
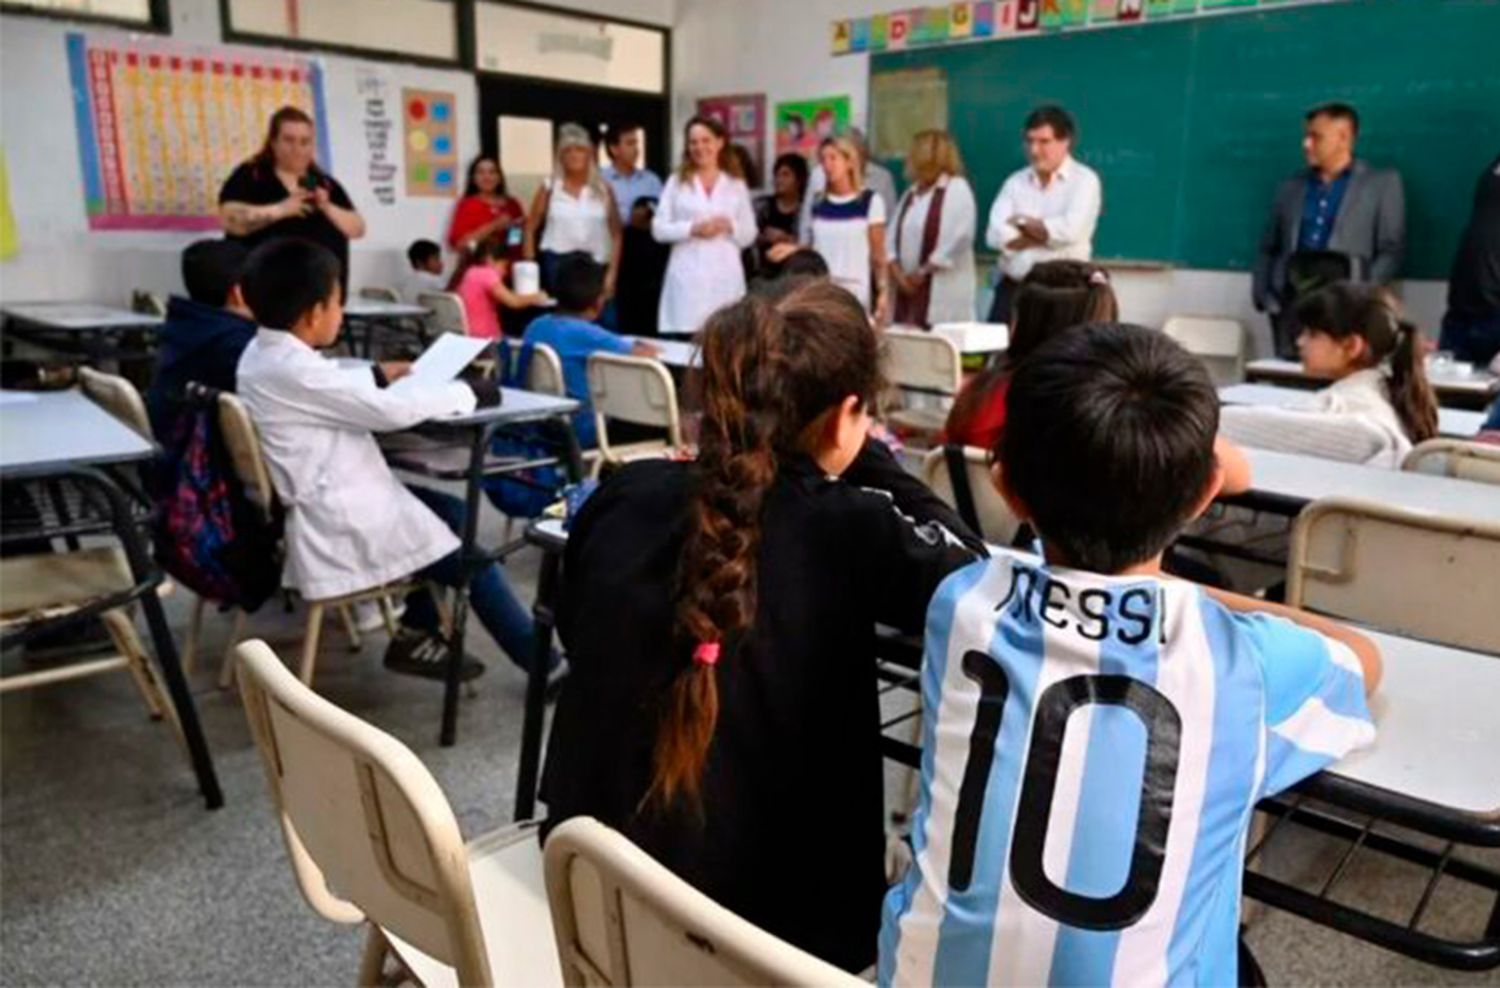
[483,342,569,519]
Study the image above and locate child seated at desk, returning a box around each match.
[1220,282,1439,466]
[879,323,1380,987]
[402,238,447,300]
[521,252,659,448]
[541,279,985,973]
[451,235,548,340]
[235,238,552,681]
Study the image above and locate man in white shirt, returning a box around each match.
[984,105,1102,323]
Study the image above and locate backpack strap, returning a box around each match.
[943,443,982,535]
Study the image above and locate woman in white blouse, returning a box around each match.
[887,130,977,327]
[525,123,623,300]
[653,116,757,336]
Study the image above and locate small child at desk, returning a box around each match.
[235,238,551,681]
[880,323,1380,987]
[521,252,658,448]
[401,238,447,301]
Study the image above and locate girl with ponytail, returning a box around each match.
[542,278,983,972]
[1221,281,1438,466]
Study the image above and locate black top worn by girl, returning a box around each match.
[219,161,355,287]
[542,440,983,972]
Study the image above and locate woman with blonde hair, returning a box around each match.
[525,123,622,303]
[652,115,758,336]
[887,129,977,327]
[801,134,889,320]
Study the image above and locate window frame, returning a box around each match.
[470,0,671,99]
[218,0,464,69]
[0,0,169,33]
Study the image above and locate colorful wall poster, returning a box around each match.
[697,94,768,186]
[65,32,328,231]
[870,68,949,161]
[774,96,852,159]
[0,147,16,260]
[402,87,458,198]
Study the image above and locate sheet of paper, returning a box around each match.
[0,390,40,405]
[390,334,489,393]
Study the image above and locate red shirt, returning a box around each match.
[941,374,1010,453]
[447,194,525,258]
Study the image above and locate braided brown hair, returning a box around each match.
[646,279,882,810]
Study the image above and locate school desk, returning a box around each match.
[341,299,431,358]
[1245,357,1500,411]
[0,388,222,809]
[1219,383,1487,439]
[2,302,162,365]
[514,516,568,821]
[626,335,697,369]
[1229,449,1500,522]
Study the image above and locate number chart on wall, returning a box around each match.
[65,32,330,232]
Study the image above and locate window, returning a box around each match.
[1,0,164,29]
[223,0,459,64]
[475,2,666,95]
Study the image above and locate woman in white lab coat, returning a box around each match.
[887,129,977,328]
[653,116,758,336]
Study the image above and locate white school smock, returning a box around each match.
[236,329,476,600]
[653,171,757,336]
[888,174,979,325]
[984,155,1102,283]
[807,190,887,313]
[540,180,613,264]
[1218,368,1412,467]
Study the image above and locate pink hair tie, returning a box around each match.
[693,642,721,667]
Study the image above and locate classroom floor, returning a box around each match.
[2,488,1498,986]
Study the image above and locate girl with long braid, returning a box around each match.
[542,279,983,972]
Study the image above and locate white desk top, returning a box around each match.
[930,322,1009,355]
[0,388,155,477]
[1246,357,1499,399]
[343,300,430,320]
[1220,383,1485,439]
[627,336,696,369]
[1240,448,1500,522]
[1332,630,1500,817]
[2,302,163,332]
[434,387,579,427]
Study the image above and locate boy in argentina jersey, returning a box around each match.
[880,324,1381,987]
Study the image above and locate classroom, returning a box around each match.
[1,0,1497,984]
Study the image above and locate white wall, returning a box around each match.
[670,0,1449,353]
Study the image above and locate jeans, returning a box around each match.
[1438,309,1500,367]
[402,485,555,673]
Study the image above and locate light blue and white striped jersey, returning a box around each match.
[880,548,1374,986]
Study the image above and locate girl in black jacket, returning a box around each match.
[542,278,984,972]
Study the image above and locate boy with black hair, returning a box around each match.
[880,323,1380,986]
[145,239,256,443]
[403,238,446,299]
[521,251,659,448]
[236,238,550,680]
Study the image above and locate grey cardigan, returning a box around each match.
[1252,159,1405,311]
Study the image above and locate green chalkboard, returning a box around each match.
[871,0,1500,278]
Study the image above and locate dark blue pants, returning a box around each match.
[1439,309,1500,367]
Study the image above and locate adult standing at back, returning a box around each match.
[219,106,364,291]
[800,127,897,243]
[602,122,664,223]
[447,155,526,262]
[525,124,622,301]
[1440,152,1500,366]
[984,105,1101,325]
[804,135,889,319]
[653,115,757,337]
[887,130,976,327]
[1252,103,1405,358]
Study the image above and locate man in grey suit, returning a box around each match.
[1252,103,1405,357]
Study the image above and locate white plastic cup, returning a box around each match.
[513,260,541,296]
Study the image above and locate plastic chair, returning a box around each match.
[1162,316,1247,386]
[1402,438,1500,485]
[883,329,962,440]
[501,339,566,396]
[585,352,683,476]
[418,291,469,337]
[359,286,401,303]
[1286,496,1500,653]
[236,639,561,988]
[544,817,864,987]
[921,445,1022,545]
[79,367,151,437]
[214,394,414,687]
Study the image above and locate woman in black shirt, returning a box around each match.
[753,152,810,277]
[218,106,364,289]
[542,279,983,972]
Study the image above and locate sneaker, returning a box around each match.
[383,628,484,682]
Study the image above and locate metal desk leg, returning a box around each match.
[439,423,493,747]
[514,545,560,822]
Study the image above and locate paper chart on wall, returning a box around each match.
[356,67,397,208]
[65,32,329,232]
[402,88,458,198]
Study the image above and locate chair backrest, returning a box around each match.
[79,367,151,437]
[1402,438,1500,485]
[418,291,469,337]
[587,352,683,456]
[360,286,401,303]
[1162,316,1246,385]
[236,640,492,985]
[884,328,962,395]
[503,339,566,396]
[544,817,864,988]
[130,290,167,317]
[921,445,1022,545]
[1287,497,1500,653]
[216,393,277,520]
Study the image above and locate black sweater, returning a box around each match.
[541,440,983,972]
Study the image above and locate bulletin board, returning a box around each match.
[402,88,458,198]
[65,32,330,232]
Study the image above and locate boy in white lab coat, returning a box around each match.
[236,238,550,680]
